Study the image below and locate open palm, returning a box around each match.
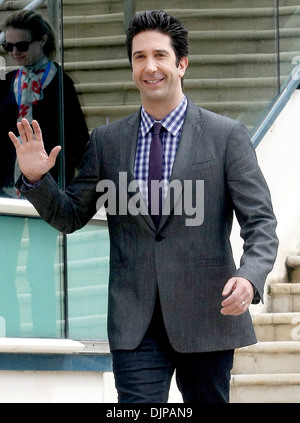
[9,118,61,184]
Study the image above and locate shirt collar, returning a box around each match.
[140,95,188,137]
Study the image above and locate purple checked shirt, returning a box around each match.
[134,95,188,207]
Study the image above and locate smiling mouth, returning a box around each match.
[144,78,164,85]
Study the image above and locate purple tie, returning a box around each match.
[148,122,163,226]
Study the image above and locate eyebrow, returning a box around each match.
[132,48,170,57]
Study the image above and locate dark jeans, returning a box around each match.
[112,298,234,403]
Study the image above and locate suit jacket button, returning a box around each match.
[155,234,164,242]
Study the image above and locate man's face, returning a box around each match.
[131,30,188,117]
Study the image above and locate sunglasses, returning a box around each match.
[1,40,35,53]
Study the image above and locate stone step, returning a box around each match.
[62,0,123,16]
[286,255,300,282]
[75,77,279,107]
[62,13,125,38]
[232,341,300,374]
[63,35,127,62]
[64,50,297,83]
[80,100,267,129]
[63,27,300,62]
[156,0,300,8]
[63,0,287,16]
[230,373,300,403]
[61,6,300,39]
[253,312,300,342]
[267,283,300,313]
[79,99,269,129]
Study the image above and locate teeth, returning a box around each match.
[146,80,160,84]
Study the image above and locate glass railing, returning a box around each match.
[0,0,68,339]
[0,203,110,340]
[251,1,300,144]
[0,214,63,338]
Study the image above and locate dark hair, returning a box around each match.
[3,10,56,60]
[126,10,189,68]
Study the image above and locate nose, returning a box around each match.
[12,46,20,54]
[144,57,158,73]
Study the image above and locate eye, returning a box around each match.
[133,54,145,61]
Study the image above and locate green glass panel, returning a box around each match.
[67,221,110,340]
[0,215,64,338]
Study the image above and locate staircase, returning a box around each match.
[1,1,300,130]
[61,0,300,132]
[230,256,300,403]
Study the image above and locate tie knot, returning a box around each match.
[152,122,162,136]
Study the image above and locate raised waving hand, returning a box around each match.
[8,118,61,184]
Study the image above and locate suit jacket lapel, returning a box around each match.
[120,111,139,180]
[121,110,157,231]
[159,101,207,230]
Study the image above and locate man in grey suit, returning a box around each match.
[9,10,278,403]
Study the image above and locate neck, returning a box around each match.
[142,93,183,121]
[25,55,48,71]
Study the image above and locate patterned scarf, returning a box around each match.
[14,56,57,122]
[5,56,57,198]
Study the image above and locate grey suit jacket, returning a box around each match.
[18,100,278,353]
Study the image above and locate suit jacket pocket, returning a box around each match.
[196,257,234,267]
[190,158,217,174]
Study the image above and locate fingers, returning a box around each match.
[31,119,43,142]
[221,277,254,316]
[222,278,235,297]
[49,145,62,164]
[20,118,42,142]
[8,119,42,146]
[8,130,20,148]
[17,119,31,143]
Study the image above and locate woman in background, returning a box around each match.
[0,9,89,194]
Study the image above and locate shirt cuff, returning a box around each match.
[251,284,260,304]
[22,175,43,189]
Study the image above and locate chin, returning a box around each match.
[14,58,26,66]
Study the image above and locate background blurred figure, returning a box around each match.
[0,9,89,194]
[0,10,89,337]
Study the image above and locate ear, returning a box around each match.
[178,56,188,78]
[41,34,48,47]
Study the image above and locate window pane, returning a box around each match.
[0,215,64,338]
[67,221,110,340]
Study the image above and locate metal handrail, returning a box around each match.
[251,63,300,148]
